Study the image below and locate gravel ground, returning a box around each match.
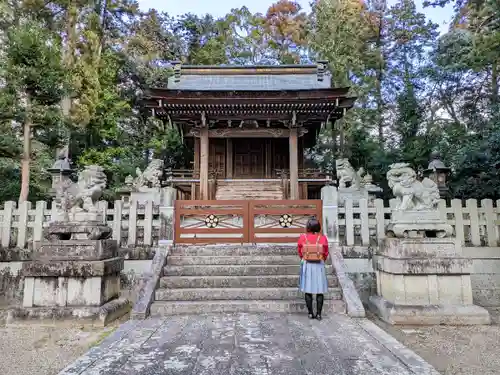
[0,318,124,375]
[370,307,500,375]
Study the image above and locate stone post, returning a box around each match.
[159,186,176,244]
[321,184,339,244]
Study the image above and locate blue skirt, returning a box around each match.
[299,260,328,294]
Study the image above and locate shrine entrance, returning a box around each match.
[233,139,265,179]
[174,199,322,244]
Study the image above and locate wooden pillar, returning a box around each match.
[289,128,299,200]
[192,138,200,199]
[194,138,200,171]
[200,128,209,200]
[226,138,233,179]
[265,139,272,178]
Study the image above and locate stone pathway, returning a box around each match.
[59,313,439,375]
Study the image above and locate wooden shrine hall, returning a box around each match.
[143,62,356,201]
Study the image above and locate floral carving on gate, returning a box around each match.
[279,214,293,228]
[205,214,219,228]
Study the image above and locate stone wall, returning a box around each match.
[0,262,23,306]
[463,247,500,307]
[340,246,376,304]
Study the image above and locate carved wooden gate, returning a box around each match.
[174,199,322,244]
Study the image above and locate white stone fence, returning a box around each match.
[0,200,169,249]
[339,198,500,247]
[0,198,499,249]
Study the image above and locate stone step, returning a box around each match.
[155,287,342,301]
[167,255,299,266]
[160,275,339,289]
[150,299,346,315]
[163,264,332,277]
[170,245,298,256]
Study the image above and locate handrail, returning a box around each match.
[329,245,366,318]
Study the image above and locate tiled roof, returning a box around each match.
[167,73,331,91]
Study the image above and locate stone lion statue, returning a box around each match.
[387,163,440,211]
[336,158,365,189]
[54,165,107,221]
[131,159,164,190]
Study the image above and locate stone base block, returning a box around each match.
[6,298,131,327]
[23,274,121,307]
[369,295,491,325]
[21,257,123,278]
[33,239,118,261]
[376,271,474,306]
[374,255,473,275]
[381,237,461,258]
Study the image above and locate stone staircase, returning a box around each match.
[150,245,346,315]
[215,180,284,200]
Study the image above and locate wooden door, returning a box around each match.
[234,139,264,178]
[209,139,226,178]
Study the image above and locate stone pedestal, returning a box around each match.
[387,211,453,238]
[338,187,368,206]
[369,237,490,325]
[131,187,176,206]
[11,222,130,326]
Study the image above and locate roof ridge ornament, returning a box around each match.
[317,60,328,82]
[172,61,182,83]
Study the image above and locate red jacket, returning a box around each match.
[297,233,329,260]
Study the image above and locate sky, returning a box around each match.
[137,0,455,34]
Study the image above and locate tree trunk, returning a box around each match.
[60,2,78,158]
[375,4,386,144]
[492,61,498,112]
[19,95,32,203]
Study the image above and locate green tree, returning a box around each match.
[1,19,67,201]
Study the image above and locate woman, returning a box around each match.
[297,217,329,320]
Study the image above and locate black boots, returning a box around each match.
[305,293,315,319]
[305,293,324,320]
[316,294,324,320]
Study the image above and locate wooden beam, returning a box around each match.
[146,87,352,100]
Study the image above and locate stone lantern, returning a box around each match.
[423,151,451,199]
[115,175,135,207]
[47,150,74,197]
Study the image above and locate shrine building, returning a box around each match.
[143,62,356,201]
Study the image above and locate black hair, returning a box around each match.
[306,217,321,233]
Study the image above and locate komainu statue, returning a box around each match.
[336,158,365,189]
[53,165,107,222]
[130,159,164,190]
[386,163,440,211]
[386,163,452,238]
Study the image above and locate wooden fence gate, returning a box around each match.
[174,200,322,244]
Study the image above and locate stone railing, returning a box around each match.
[1,197,500,249]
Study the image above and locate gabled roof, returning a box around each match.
[167,63,331,91]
